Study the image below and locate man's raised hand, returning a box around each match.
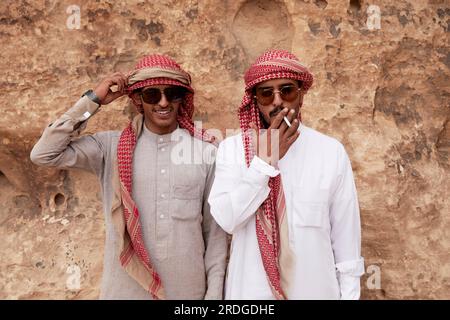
[93,72,128,105]
[249,108,300,167]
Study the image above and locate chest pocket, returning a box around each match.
[292,187,329,228]
[171,184,202,221]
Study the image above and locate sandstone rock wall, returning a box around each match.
[0,0,448,299]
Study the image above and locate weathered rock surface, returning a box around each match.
[0,0,448,299]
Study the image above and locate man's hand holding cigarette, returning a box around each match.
[249,107,300,167]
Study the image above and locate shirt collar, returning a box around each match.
[141,123,181,143]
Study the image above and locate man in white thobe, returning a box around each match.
[208,49,364,300]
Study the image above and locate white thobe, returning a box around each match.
[208,123,365,300]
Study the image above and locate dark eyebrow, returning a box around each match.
[257,82,296,90]
[279,82,296,87]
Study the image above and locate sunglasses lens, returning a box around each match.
[164,87,185,102]
[260,89,273,98]
[141,88,162,104]
[280,85,298,102]
[256,88,274,106]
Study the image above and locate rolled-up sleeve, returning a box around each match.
[330,144,365,300]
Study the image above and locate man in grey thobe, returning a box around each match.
[30,54,228,299]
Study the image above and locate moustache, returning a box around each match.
[269,106,283,118]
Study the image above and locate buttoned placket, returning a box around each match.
[155,135,171,260]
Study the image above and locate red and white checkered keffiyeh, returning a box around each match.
[238,49,314,299]
[114,54,216,299]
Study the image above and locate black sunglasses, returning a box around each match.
[140,87,186,104]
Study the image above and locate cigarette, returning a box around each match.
[283,116,292,127]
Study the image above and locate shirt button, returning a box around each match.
[159,138,163,142]
[161,148,165,152]
[159,214,165,219]
[160,194,165,199]
[161,169,166,174]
